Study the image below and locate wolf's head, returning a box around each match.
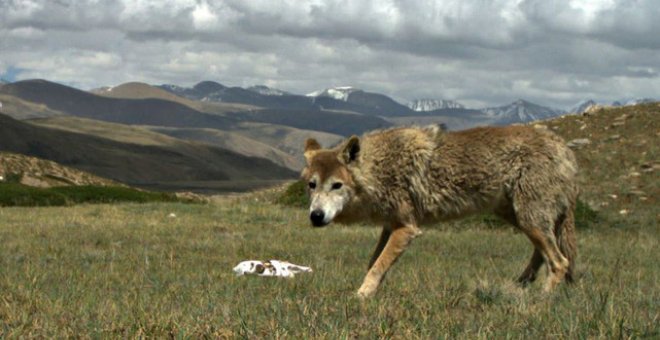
[301,136,360,227]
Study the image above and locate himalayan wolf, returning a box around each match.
[302,125,578,298]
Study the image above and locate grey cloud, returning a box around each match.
[1,0,659,110]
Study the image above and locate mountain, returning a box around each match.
[570,98,657,114]
[232,108,391,136]
[307,86,414,116]
[611,98,656,107]
[0,93,66,120]
[408,99,465,111]
[92,81,255,114]
[247,85,290,96]
[386,108,489,131]
[160,81,317,110]
[163,82,414,117]
[481,99,565,125]
[159,81,227,100]
[0,79,236,130]
[307,86,358,101]
[570,99,598,114]
[0,112,296,186]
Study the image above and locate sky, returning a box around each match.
[1,0,659,109]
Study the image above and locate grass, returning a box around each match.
[0,104,657,337]
[0,195,657,338]
[0,183,181,207]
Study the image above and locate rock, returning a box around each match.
[567,138,591,148]
[627,190,646,196]
[606,134,621,141]
[619,209,630,215]
[19,174,50,188]
[611,122,625,127]
[640,163,658,173]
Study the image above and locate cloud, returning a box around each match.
[1,0,659,109]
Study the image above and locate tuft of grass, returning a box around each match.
[0,183,183,207]
[575,198,600,229]
[276,180,309,208]
[3,172,23,184]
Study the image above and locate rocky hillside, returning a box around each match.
[0,152,119,188]
[539,103,658,223]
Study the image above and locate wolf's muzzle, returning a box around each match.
[310,209,327,227]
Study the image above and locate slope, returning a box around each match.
[0,79,236,129]
[0,113,296,186]
[539,103,658,223]
[93,82,257,114]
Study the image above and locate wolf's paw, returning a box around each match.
[356,285,376,299]
[356,290,373,299]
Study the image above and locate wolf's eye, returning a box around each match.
[331,182,343,190]
[308,182,316,190]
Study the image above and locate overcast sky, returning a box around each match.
[1,0,659,109]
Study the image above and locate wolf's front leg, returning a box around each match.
[357,222,421,298]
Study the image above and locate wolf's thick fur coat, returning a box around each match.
[303,125,578,298]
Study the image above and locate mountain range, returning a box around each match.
[0,77,656,192]
[569,98,657,114]
[482,99,566,125]
[408,99,465,111]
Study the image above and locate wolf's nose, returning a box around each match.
[310,210,326,227]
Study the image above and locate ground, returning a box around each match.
[0,105,658,338]
[0,196,657,338]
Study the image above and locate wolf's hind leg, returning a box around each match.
[368,227,391,269]
[518,223,569,292]
[517,248,544,286]
[357,222,421,298]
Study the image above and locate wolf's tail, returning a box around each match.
[556,197,578,283]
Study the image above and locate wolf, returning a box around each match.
[302,125,578,298]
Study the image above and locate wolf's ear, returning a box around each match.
[305,138,321,152]
[304,138,321,163]
[340,135,360,164]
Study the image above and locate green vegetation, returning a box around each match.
[276,180,309,207]
[0,197,656,338]
[0,183,181,207]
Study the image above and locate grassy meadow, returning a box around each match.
[0,191,657,338]
[1,104,658,338]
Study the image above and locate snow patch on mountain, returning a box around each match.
[408,99,464,111]
[247,85,290,96]
[307,86,359,101]
[160,84,188,93]
[569,99,598,114]
[481,99,565,124]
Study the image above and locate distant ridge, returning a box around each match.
[482,99,565,125]
[0,79,237,129]
[0,112,296,185]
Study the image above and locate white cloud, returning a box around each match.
[1,0,659,109]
